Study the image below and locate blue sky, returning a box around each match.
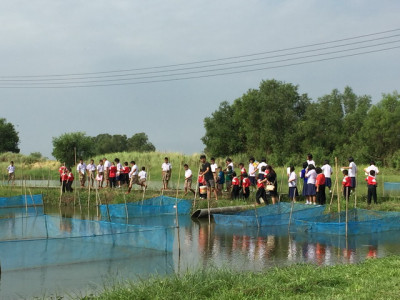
[1,1,399,158]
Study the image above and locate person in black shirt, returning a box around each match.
[199,155,218,200]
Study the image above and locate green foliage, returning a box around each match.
[0,118,20,153]
[202,80,400,166]
[52,132,94,167]
[92,134,128,155]
[127,132,156,152]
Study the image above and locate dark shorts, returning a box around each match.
[351,177,356,188]
[307,184,316,196]
[302,183,308,197]
[249,176,256,186]
[205,178,215,188]
[325,177,332,188]
[289,187,299,198]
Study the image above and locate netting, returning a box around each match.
[384,182,400,196]
[0,214,174,271]
[0,194,43,208]
[213,202,325,227]
[100,196,192,218]
[0,206,44,219]
[294,208,400,235]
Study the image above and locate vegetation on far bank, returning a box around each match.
[83,256,400,299]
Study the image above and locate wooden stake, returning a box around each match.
[175,159,183,229]
[193,162,201,209]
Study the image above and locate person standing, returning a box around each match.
[224,165,233,194]
[257,158,267,175]
[242,173,251,199]
[115,158,123,188]
[61,168,69,193]
[122,162,130,186]
[108,162,117,188]
[315,167,326,205]
[162,157,172,190]
[248,157,257,188]
[256,166,267,204]
[58,163,66,186]
[126,161,138,194]
[300,162,309,199]
[342,157,357,191]
[183,164,195,195]
[342,169,352,201]
[321,160,333,193]
[66,168,74,192]
[96,160,104,188]
[216,167,225,195]
[288,166,298,203]
[265,165,278,205]
[231,172,240,200]
[307,154,316,168]
[138,167,148,190]
[364,161,379,177]
[305,164,317,205]
[199,155,218,201]
[210,158,218,183]
[7,161,15,185]
[76,158,86,187]
[365,170,378,205]
[103,157,111,188]
[86,159,96,188]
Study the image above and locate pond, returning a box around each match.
[1,204,400,299]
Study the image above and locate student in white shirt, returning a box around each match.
[126,161,139,194]
[306,153,316,169]
[248,157,257,188]
[115,158,123,188]
[210,157,218,182]
[76,158,87,187]
[364,160,379,177]
[321,160,333,193]
[305,164,317,205]
[96,160,105,188]
[86,159,96,188]
[7,161,15,185]
[138,166,148,190]
[288,166,298,203]
[103,158,111,187]
[342,157,357,189]
[184,164,195,195]
[257,158,267,175]
[161,157,172,190]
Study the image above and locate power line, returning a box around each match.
[1,33,399,82]
[1,28,400,79]
[0,45,398,88]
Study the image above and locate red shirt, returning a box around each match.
[242,178,251,188]
[316,174,326,186]
[232,177,240,186]
[123,166,130,174]
[342,176,351,187]
[61,173,69,181]
[59,166,66,175]
[257,176,265,189]
[68,172,74,182]
[240,167,247,175]
[366,175,377,186]
[109,165,117,178]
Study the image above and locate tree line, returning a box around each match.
[52,132,155,166]
[202,79,400,167]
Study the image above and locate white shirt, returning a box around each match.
[321,164,332,178]
[286,167,291,176]
[104,160,111,169]
[77,163,86,174]
[211,163,218,173]
[226,162,234,171]
[7,165,15,173]
[138,170,147,180]
[305,169,317,185]
[162,162,171,172]
[289,171,297,187]
[348,162,357,177]
[365,165,379,176]
[257,162,267,174]
[248,163,256,177]
[86,163,96,172]
[307,160,316,167]
[97,164,104,173]
[129,164,138,177]
[116,163,123,174]
[185,169,192,179]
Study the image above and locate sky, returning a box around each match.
[1,0,399,158]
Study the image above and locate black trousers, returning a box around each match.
[316,184,326,205]
[256,187,267,204]
[66,181,73,192]
[367,184,377,204]
[231,185,240,199]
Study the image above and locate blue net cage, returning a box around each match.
[0,194,43,208]
[213,202,325,227]
[384,182,400,196]
[294,208,400,235]
[0,214,175,271]
[100,195,192,218]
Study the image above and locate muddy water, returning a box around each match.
[1,205,400,299]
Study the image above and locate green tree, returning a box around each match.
[127,133,156,152]
[92,134,128,155]
[0,118,20,153]
[52,132,94,167]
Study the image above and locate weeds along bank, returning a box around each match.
[87,256,400,299]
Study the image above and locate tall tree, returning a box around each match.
[52,132,93,167]
[0,118,20,153]
[127,133,156,152]
[92,134,128,155]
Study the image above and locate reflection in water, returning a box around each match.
[1,204,400,298]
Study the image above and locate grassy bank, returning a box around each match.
[84,256,400,299]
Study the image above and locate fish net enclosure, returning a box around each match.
[0,194,43,208]
[384,182,400,196]
[213,202,325,227]
[294,208,400,235]
[100,195,192,218]
[0,214,175,271]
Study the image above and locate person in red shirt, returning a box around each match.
[66,168,74,192]
[61,168,69,193]
[231,172,240,200]
[256,166,267,204]
[109,162,117,188]
[59,164,66,186]
[242,173,251,199]
[365,170,378,205]
[342,170,352,200]
[238,163,246,186]
[315,167,326,205]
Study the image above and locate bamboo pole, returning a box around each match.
[193,163,201,209]
[345,187,349,239]
[336,157,341,213]
[329,159,338,212]
[175,159,183,229]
